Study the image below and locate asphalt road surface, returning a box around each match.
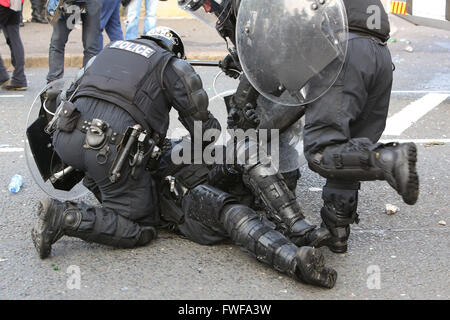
[0,22,449,300]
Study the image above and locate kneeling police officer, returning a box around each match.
[31,27,220,259]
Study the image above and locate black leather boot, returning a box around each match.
[31,198,157,259]
[372,143,419,205]
[222,204,337,289]
[315,182,360,254]
[31,198,82,259]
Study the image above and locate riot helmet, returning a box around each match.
[178,0,229,28]
[143,27,186,59]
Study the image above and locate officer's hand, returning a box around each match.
[227,104,260,130]
[219,54,241,79]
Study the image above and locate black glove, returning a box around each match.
[219,54,241,79]
[227,103,260,130]
[121,0,132,7]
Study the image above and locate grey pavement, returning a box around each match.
[0,15,449,300]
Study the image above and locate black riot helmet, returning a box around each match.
[143,27,186,59]
[178,0,229,28]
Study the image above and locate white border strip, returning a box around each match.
[380,139,450,143]
[0,95,24,98]
[0,148,24,153]
[383,93,449,136]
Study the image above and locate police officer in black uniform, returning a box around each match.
[178,0,332,249]
[304,0,419,253]
[178,0,419,254]
[31,27,221,259]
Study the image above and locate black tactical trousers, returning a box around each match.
[304,35,393,221]
[53,98,159,246]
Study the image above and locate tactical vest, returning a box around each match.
[74,38,175,135]
[343,0,390,42]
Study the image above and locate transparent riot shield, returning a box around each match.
[25,80,88,201]
[236,0,348,106]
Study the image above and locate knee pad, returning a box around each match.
[181,185,237,229]
[321,182,360,228]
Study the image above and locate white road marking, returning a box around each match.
[379,139,450,144]
[391,90,450,95]
[383,93,449,136]
[0,95,24,98]
[0,148,24,153]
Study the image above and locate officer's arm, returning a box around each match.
[163,59,221,137]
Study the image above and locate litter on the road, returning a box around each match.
[386,204,400,215]
[8,174,23,194]
[438,220,446,226]
[424,141,445,148]
[0,258,7,262]
[404,45,414,53]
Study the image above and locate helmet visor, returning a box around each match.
[179,0,226,28]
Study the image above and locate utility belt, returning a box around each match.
[46,100,162,183]
[348,31,388,46]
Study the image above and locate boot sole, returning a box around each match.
[296,247,337,289]
[2,86,27,91]
[30,199,54,259]
[401,143,419,205]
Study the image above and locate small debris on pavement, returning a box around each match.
[404,45,414,53]
[0,258,7,262]
[388,38,397,43]
[309,187,323,192]
[424,141,445,148]
[438,220,446,226]
[386,204,400,215]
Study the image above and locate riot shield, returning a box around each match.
[236,0,348,106]
[25,80,88,201]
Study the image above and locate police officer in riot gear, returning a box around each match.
[304,0,419,253]
[179,0,419,255]
[151,139,338,289]
[178,0,332,248]
[31,27,221,259]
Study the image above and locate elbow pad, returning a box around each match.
[171,59,209,120]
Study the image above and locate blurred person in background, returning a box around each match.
[99,0,123,50]
[0,0,27,90]
[30,0,47,23]
[124,0,158,40]
[46,0,102,83]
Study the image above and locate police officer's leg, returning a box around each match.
[318,180,360,253]
[82,175,102,203]
[82,0,102,62]
[305,38,418,252]
[47,18,71,82]
[180,185,337,289]
[31,129,157,259]
[236,138,330,248]
[305,38,418,206]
